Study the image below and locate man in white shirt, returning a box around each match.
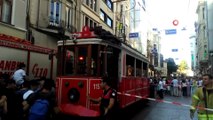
[172,77,179,96]
[158,79,164,99]
[12,63,26,86]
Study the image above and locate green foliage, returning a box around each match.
[177,60,189,74]
[165,58,178,76]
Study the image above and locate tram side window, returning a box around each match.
[126,55,134,76]
[91,45,98,76]
[77,47,87,74]
[143,62,148,77]
[136,60,142,77]
[65,48,75,75]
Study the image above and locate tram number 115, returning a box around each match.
[93,83,100,90]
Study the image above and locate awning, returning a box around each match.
[34,27,70,40]
[154,67,162,71]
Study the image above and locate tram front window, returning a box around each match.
[77,47,87,74]
[65,48,75,75]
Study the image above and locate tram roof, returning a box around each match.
[58,38,149,63]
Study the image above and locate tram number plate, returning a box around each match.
[93,83,100,90]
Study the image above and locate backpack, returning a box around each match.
[29,99,49,120]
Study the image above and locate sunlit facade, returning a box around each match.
[26,0,81,49]
[196,0,208,74]
[129,0,148,56]
[81,0,115,34]
[189,35,197,74]
[0,0,27,39]
[206,0,213,74]
[114,0,130,42]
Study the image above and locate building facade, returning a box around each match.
[27,0,81,49]
[196,0,208,75]
[206,0,213,74]
[189,35,197,75]
[114,0,130,42]
[129,0,148,56]
[81,0,116,34]
[0,0,27,39]
[147,30,164,77]
[28,0,117,49]
[161,61,168,77]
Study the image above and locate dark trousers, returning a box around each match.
[150,84,155,98]
[182,87,187,96]
[158,89,164,99]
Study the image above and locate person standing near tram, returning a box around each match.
[190,74,213,120]
[12,63,27,87]
[88,76,118,120]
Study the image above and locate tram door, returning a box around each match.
[106,46,120,89]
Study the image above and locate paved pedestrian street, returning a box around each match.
[131,96,198,120]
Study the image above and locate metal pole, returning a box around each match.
[59,27,65,75]
[210,51,213,75]
[62,37,65,75]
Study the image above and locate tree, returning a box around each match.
[165,58,178,76]
[177,60,189,75]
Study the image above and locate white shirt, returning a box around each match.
[182,82,187,87]
[13,69,26,84]
[159,81,164,90]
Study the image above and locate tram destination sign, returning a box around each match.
[99,51,113,57]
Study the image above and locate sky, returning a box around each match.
[146,0,198,67]
[146,0,198,29]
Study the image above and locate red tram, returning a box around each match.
[56,26,150,117]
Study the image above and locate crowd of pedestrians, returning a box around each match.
[149,76,202,99]
[0,63,60,120]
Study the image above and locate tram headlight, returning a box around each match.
[68,88,80,103]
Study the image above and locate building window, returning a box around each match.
[120,4,123,12]
[100,10,105,20]
[100,9,113,28]
[86,0,89,5]
[203,26,207,38]
[107,17,112,27]
[65,1,74,30]
[103,0,113,10]
[94,0,97,11]
[84,15,97,28]
[49,0,61,26]
[84,0,97,12]
[90,0,93,9]
[0,0,12,24]
[85,16,89,26]
[90,20,93,28]
[202,7,205,19]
